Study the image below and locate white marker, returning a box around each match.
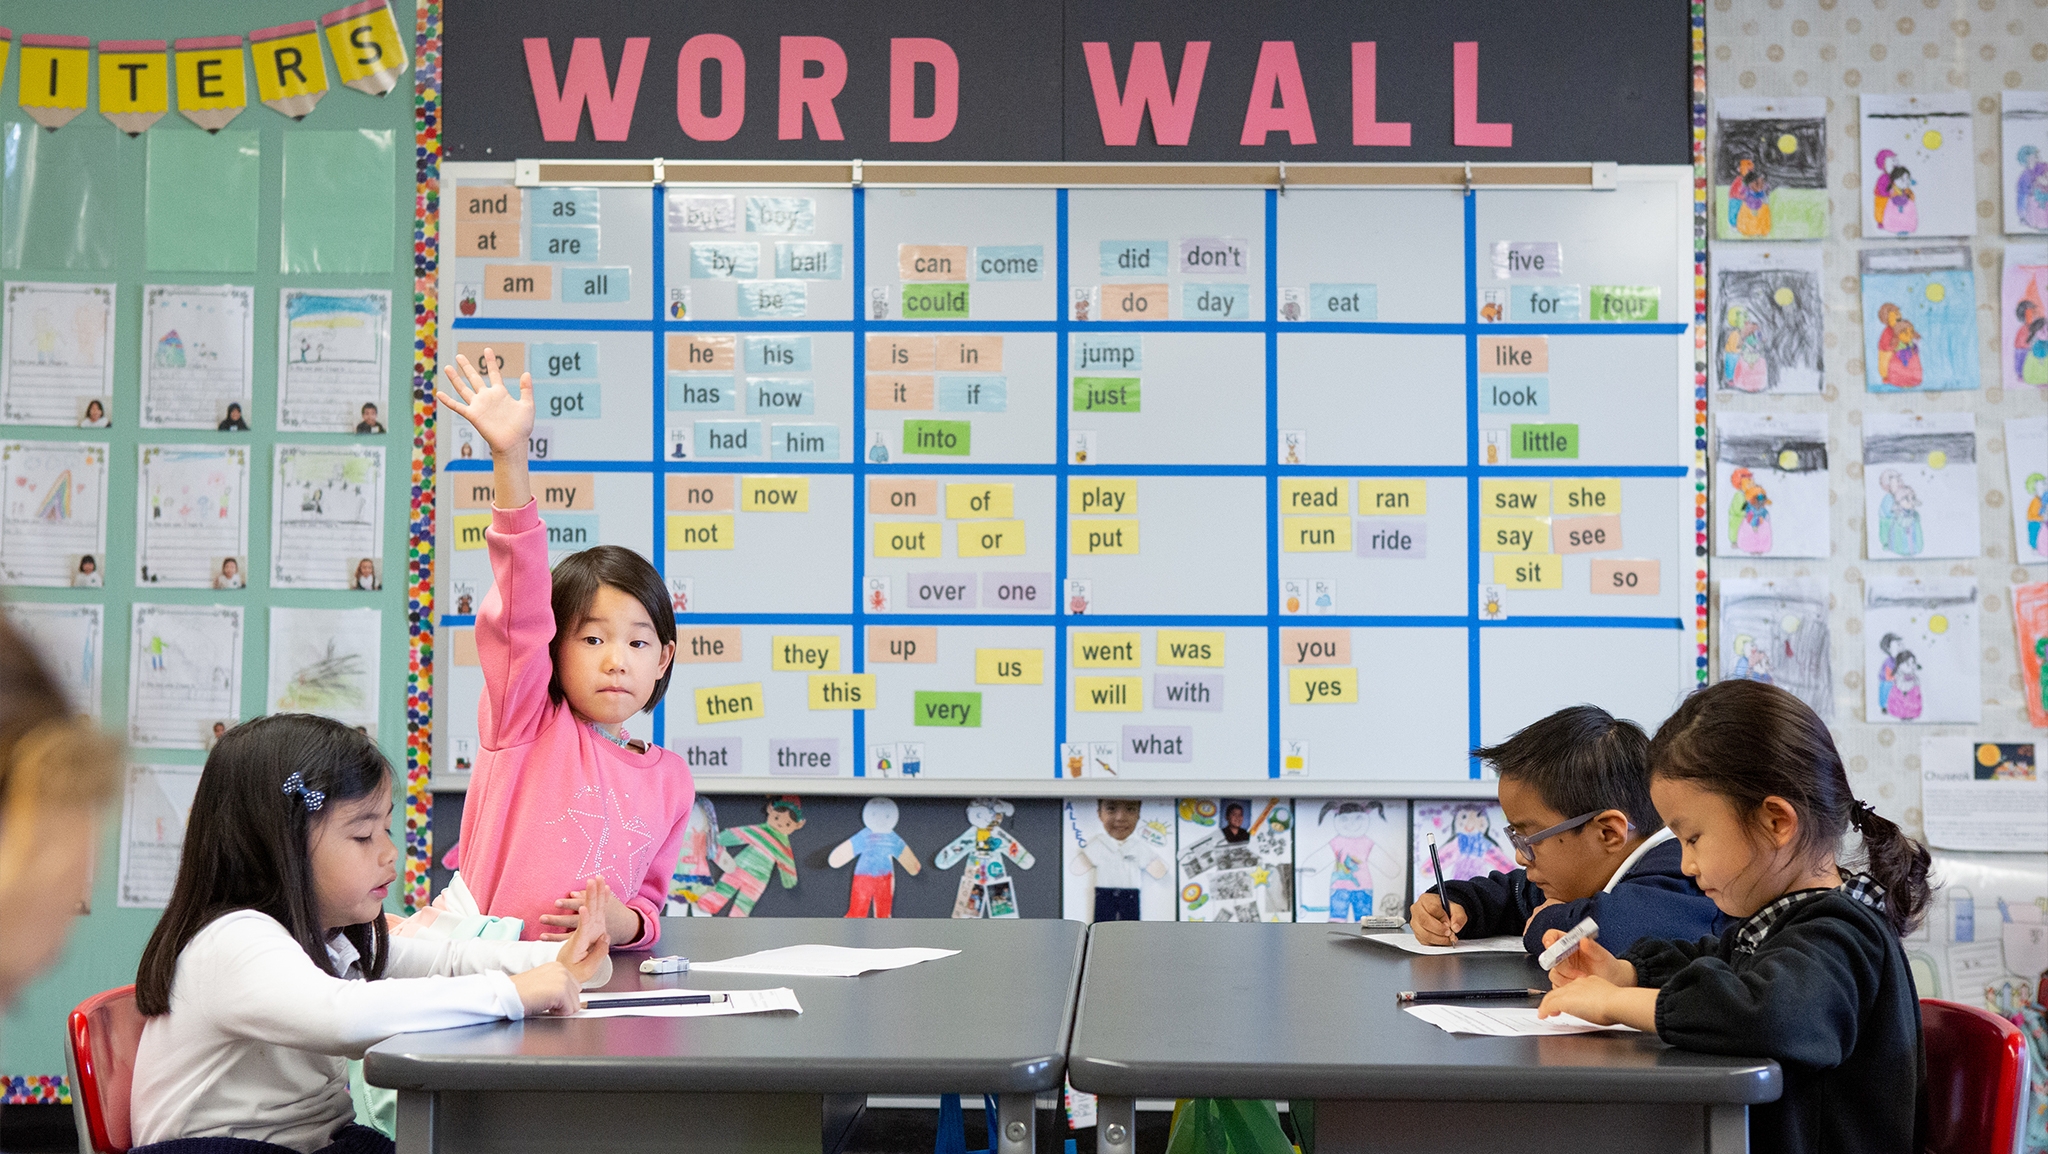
[1537,917,1599,971]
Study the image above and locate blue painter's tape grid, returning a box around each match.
[462,183,1685,786]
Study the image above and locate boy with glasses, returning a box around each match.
[1408,705,1728,956]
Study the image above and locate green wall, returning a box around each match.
[0,0,420,1086]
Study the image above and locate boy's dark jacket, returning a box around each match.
[1429,834,1731,955]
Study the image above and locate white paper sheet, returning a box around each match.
[1920,736,2047,853]
[1862,412,1981,561]
[1864,577,1980,725]
[689,945,960,977]
[3,601,104,719]
[1403,1004,1639,1037]
[129,603,243,749]
[1,440,109,587]
[1351,933,1529,956]
[118,763,201,908]
[574,987,802,1019]
[1,281,116,426]
[136,445,250,589]
[267,607,383,730]
[278,289,391,432]
[271,444,385,589]
[141,284,255,429]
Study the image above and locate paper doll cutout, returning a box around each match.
[934,797,1034,919]
[697,795,803,917]
[829,797,922,918]
[1064,798,1170,923]
[665,797,720,914]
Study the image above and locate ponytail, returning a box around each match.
[1847,800,1931,937]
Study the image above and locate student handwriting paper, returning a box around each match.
[689,945,960,977]
[1,441,109,587]
[128,603,243,749]
[1349,933,1529,956]
[141,285,255,429]
[271,444,384,589]
[267,607,381,732]
[3,602,103,719]
[276,288,391,432]
[1403,1005,1638,1037]
[136,445,250,589]
[1,282,116,426]
[117,763,201,909]
[574,987,803,1019]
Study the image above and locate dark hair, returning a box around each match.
[1472,705,1658,833]
[1647,680,1931,937]
[0,612,121,824]
[547,546,676,712]
[136,714,393,1016]
[1880,633,1917,671]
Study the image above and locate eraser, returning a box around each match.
[639,955,690,974]
[1537,917,1599,971]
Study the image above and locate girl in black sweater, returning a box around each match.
[1537,679,1928,1154]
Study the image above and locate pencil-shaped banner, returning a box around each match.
[98,39,169,135]
[18,34,89,130]
[0,29,13,96]
[175,36,249,132]
[249,21,329,119]
[322,0,407,96]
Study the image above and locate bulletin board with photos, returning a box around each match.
[0,0,419,1097]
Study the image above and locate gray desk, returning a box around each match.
[364,917,1086,1154]
[1067,924,1782,1154]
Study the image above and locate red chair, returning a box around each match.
[1921,998,2028,1154]
[67,985,143,1154]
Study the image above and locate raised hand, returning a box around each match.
[438,352,533,456]
[554,877,613,983]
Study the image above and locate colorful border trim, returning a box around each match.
[403,0,442,913]
[2,1074,68,1106]
[1691,0,1710,686]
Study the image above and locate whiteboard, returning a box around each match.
[432,166,1698,796]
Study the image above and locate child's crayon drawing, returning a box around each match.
[1410,800,1516,899]
[1863,579,1980,725]
[2000,92,2048,234]
[1861,94,1974,239]
[1711,248,1824,393]
[1713,98,1828,240]
[1294,799,1408,923]
[1718,578,1833,720]
[1860,247,1976,393]
[2013,581,2048,729]
[1714,413,1829,559]
[1999,248,2048,391]
[1862,413,1981,561]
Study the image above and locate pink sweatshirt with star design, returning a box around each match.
[458,500,694,949]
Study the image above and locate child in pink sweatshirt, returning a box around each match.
[438,351,694,950]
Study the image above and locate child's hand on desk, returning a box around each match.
[1407,894,1467,945]
[538,876,642,946]
[1540,929,1635,988]
[1536,976,1625,1025]
[437,352,534,457]
[510,963,583,1016]
[553,878,613,983]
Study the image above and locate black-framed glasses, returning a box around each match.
[1506,811,1625,858]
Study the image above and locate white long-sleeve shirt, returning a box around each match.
[131,909,610,1152]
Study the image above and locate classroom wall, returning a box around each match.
[1706,0,2047,1009]
[0,0,418,1095]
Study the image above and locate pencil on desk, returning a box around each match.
[1397,988,1546,1002]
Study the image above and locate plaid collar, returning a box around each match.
[1733,873,1886,956]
